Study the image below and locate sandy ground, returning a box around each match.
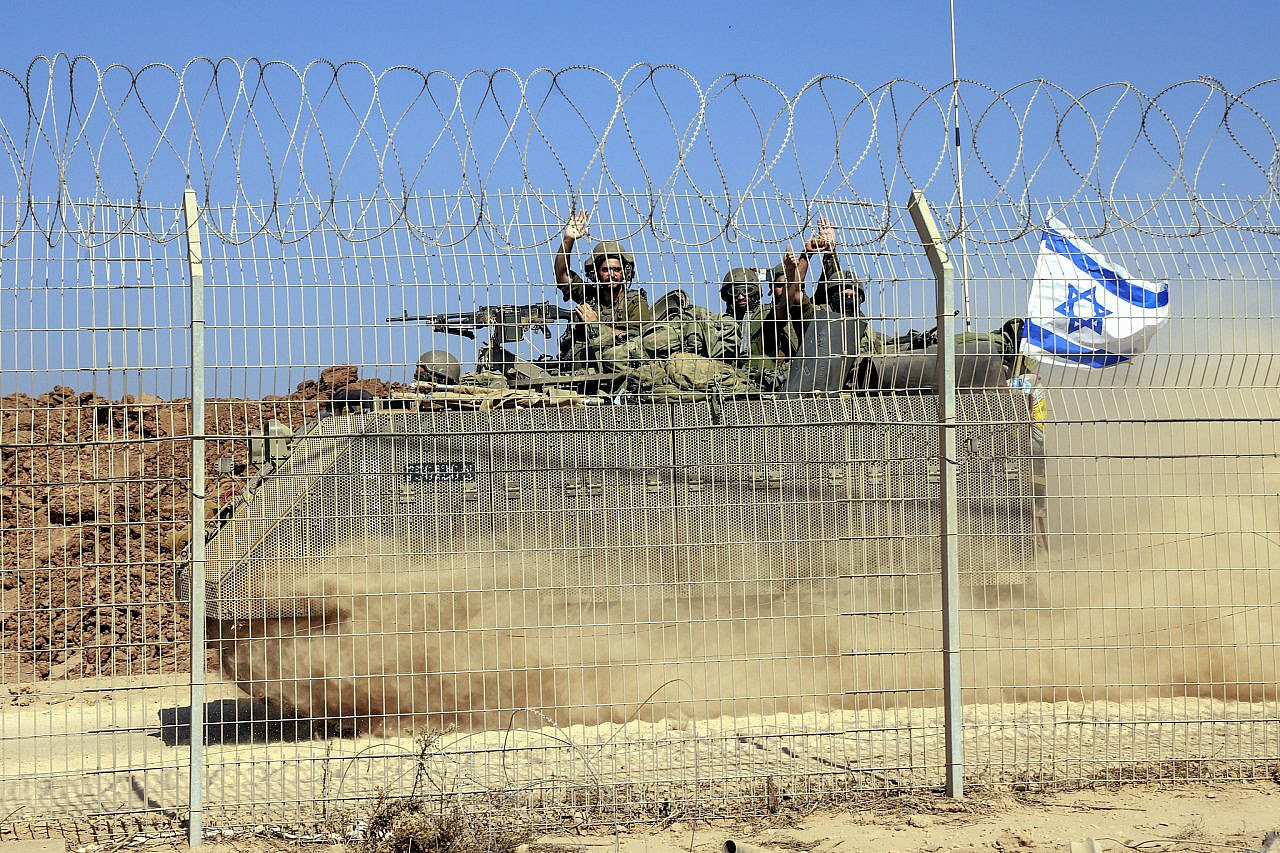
[518,784,1280,853]
[3,383,1277,852]
[5,783,1278,852]
[2,675,1277,844]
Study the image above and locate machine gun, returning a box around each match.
[387,301,591,385]
[387,301,577,343]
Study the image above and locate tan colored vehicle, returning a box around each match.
[185,313,1044,623]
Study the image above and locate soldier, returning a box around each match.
[324,386,375,416]
[808,269,879,390]
[745,250,812,389]
[552,210,653,373]
[742,218,852,388]
[596,288,757,399]
[813,271,866,317]
[412,350,462,387]
[719,267,764,321]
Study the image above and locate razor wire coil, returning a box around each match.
[2,56,1279,249]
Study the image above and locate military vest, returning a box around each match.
[557,290,653,372]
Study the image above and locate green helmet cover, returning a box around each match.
[582,239,637,282]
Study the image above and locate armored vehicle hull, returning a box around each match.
[189,391,1041,623]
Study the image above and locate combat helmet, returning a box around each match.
[719,267,763,305]
[582,239,636,282]
[814,269,865,310]
[414,350,462,385]
[325,386,374,416]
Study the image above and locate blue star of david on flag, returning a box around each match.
[1054,283,1111,335]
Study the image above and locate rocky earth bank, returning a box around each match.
[0,366,404,682]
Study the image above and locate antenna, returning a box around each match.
[950,0,973,330]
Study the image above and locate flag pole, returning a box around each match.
[950,0,973,330]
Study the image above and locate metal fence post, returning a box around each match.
[182,187,208,845]
[906,190,963,798]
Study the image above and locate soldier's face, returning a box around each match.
[594,258,626,283]
[726,285,758,318]
[827,286,860,314]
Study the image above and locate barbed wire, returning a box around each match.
[2,55,1278,248]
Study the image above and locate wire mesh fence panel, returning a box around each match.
[0,60,1278,844]
[0,200,195,839]
[2,188,1278,837]
[171,194,960,829]
[954,195,1280,787]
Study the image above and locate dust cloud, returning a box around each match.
[213,385,1279,735]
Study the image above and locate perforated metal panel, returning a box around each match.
[848,393,1038,587]
[195,392,1039,620]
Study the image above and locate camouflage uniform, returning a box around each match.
[556,286,653,373]
[555,240,654,374]
[743,250,849,389]
[596,290,756,398]
[746,298,816,390]
[642,290,743,363]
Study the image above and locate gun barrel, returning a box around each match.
[386,302,576,326]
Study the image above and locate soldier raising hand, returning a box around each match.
[555,209,592,289]
[549,209,653,373]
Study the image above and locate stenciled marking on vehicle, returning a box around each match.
[405,462,477,483]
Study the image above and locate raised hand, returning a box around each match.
[565,209,591,241]
[783,249,801,281]
[805,216,835,254]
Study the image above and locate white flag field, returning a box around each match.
[1021,218,1170,368]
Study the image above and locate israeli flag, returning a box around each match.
[1021,218,1170,368]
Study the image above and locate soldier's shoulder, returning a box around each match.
[624,290,654,319]
[557,270,589,304]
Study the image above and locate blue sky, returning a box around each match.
[6,1,1277,92]
[4,1,1278,397]
[8,1,1276,208]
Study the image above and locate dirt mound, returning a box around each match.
[287,364,401,402]
[0,368,407,682]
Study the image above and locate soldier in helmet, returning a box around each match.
[743,218,847,389]
[552,210,653,373]
[413,350,462,387]
[813,269,865,317]
[720,267,764,321]
[715,267,766,365]
[324,386,374,417]
[746,251,813,388]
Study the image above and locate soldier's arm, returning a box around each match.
[784,249,809,284]
[554,238,573,286]
[819,248,842,283]
[574,302,621,344]
[554,210,590,286]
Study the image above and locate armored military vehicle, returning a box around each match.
[186,301,1045,623]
